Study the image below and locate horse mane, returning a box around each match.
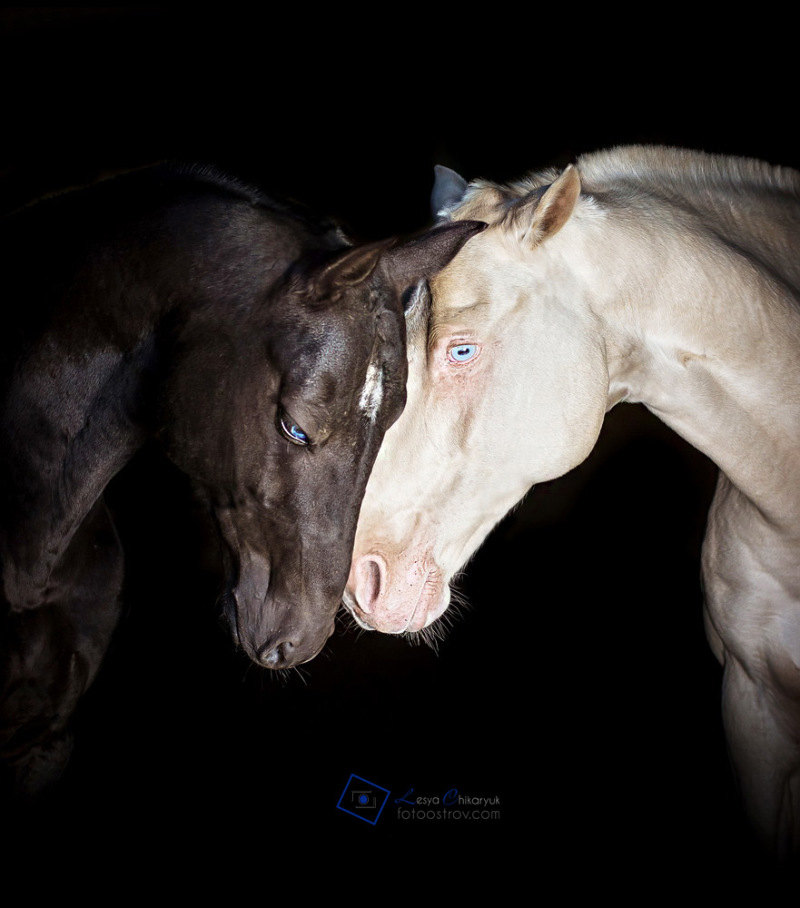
[6,161,346,243]
[145,162,348,241]
[480,145,800,208]
[453,145,800,238]
[575,145,800,199]
[164,161,270,204]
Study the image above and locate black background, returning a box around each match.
[1,7,797,893]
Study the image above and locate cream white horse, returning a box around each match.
[344,146,800,858]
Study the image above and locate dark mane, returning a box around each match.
[5,160,347,245]
[163,162,347,241]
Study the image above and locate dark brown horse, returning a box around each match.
[0,163,483,794]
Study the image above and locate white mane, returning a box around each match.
[505,145,800,201]
[454,146,800,285]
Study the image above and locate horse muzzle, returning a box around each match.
[250,619,336,669]
[344,545,449,634]
[221,549,337,670]
[229,592,337,670]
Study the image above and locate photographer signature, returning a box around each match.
[395,787,459,807]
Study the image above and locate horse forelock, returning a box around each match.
[449,179,515,223]
[452,169,601,234]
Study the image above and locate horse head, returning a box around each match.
[345,164,609,636]
[159,221,485,668]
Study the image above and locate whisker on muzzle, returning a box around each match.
[403,576,471,651]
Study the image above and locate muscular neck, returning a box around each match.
[598,224,800,528]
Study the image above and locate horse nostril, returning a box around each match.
[258,639,295,669]
[354,555,385,614]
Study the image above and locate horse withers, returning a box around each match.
[345,147,800,858]
[0,163,483,793]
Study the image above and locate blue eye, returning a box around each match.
[448,343,478,363]
[277,409,310,446]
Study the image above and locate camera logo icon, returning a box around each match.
[336,774,391,825]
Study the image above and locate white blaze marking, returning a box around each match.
[358,359,383,420]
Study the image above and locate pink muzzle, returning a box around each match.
[345,543,448,634]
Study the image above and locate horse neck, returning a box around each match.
[1,328,156,609]
[593,209,800,527]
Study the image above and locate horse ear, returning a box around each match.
[313,239,396,297]
[384,220,486,291]
[506,164,581,247]
[431,165,469,218]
